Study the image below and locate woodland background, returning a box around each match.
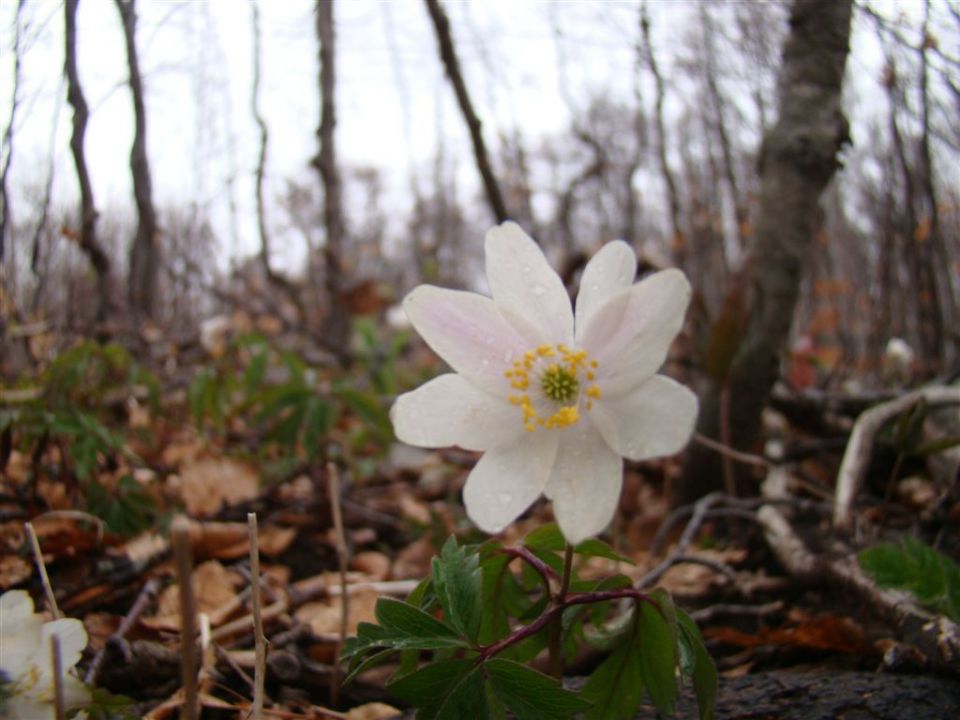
[0,0,959,717]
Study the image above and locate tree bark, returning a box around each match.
[64,0,112,324]
[313,0,350,360]
[680,0,854,503]
[115,0,158,323]
[424,0,509,225]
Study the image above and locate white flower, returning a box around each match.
[390,222,698,544]
[0,590,90,720]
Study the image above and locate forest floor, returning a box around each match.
[1,331,959,719]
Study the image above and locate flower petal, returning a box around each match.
[580,269,691,395]
[0,591,43,676]
[41,618,88,671]
[463,430,559,534]
[403,285,531,392]
[544,423,623,544]
[574,240,637,338]
[485,222,574,346]
[590,375,698,462]
[391,374,522,451]
[8,695,57,720]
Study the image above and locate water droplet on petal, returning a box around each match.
[502,349,513,363]
[532,284,546,297]
[498,492,512,506]
[522,265,532,274]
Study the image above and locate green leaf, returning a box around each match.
[432,537,483,643]
[486,659,590,720]
[523,523,633,564]
[860,537,960,621]
[343,647,395,686]
[637,590,679,715]
[374,597,465,646]
[387,658,475,707]
[523,523,566,551]
[580,634,644,720]
[677,608,718,720]
[243,349,269,393]
[337,386,393,439]
[389,660,488,720]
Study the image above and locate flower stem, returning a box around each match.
[548,543,575,678]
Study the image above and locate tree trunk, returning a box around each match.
[313,0,350,360]
[918,0,956,369]
[115,0,158,323]
[64,0,112,325]
[424,0,509,225]
[680,0,853,504]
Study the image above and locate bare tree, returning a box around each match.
[0,0,26,264]
[424,0,509,225]
[918,0,957,367]
[115,0,158,322]
[313,0,350,358]
[681,0,854,503]
[64,0,112,324]
[697,3,747,252]
[250,0,302,319]
[640,2,683,261]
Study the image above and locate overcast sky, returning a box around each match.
[0,0,942,271]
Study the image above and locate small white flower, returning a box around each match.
[0,590,90,720]
[390,222,698,544]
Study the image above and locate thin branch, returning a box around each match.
[247,513,267,719]
[327,462,349,708]
[51,633,65,720]
[85,577,160,684]
[25,521,60,619]
[172,515,199,720]
[693,431,772,469]
[423,0,509,224]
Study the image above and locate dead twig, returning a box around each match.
[693,431,772,469]
[51,633,65,720]
[172,515,199,720]
[248,513,268,719]
[25,521,60,619]
[84,576,160,684]
[326,462,350,708]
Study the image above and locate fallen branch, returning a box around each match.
[833,386,960,530]
[761,466,960,672]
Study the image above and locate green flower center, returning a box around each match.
[541,364,579,403]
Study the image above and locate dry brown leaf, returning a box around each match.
[83,611,121,652]
[0,553,32,589]
[143,560,243,631]
[346,702,402,720]
[351,551,391,581]
[399,494,431,525]
[391,535,436,580]
[176,456,259,516]
[294,586,380,637]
